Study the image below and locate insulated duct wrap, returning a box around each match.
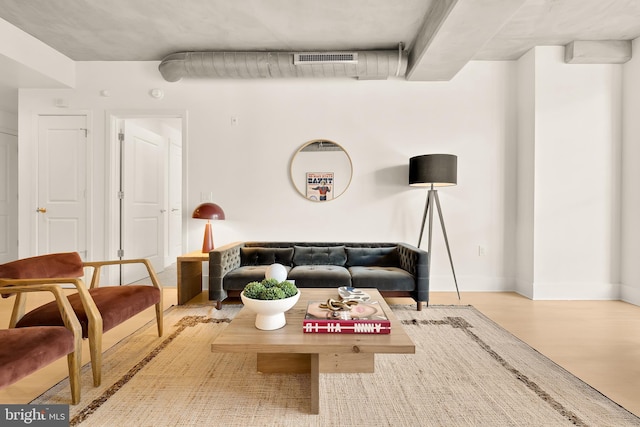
[159,50,408,82]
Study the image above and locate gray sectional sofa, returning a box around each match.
[208,241,429,310]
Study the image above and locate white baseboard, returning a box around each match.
[532,281,620,300]
[428,276,639,306]
[620,283,640,306]
[428,275,512,293]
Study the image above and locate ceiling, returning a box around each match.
[0,0,639,84]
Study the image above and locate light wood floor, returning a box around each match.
[1,288,639,417]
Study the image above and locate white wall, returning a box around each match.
[0,110,17,133]
[14,46,635,301]
[622,38,640,305]
[515,49,536,299]
[516,46,623,300]
[0,87,18,115]
[18,60,518,293]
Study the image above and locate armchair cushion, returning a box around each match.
[15,285,161,336]
[0,252,84,279]
[0,326,74,389]
[0,252,84,299]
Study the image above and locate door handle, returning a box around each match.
[160,209,167,213]
[36,207,47,213]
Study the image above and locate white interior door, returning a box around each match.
[120,121,166,283]
[37,115,88,257]
[0,131,18,263]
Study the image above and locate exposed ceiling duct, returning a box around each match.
[158,50,408,82]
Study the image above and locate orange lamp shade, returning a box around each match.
[192,203,225,252]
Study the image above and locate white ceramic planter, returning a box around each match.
[241,291,300,330]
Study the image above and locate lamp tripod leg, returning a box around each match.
[427,189,434,275]
[433,191,460,300]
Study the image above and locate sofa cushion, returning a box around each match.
[348,266,415,291]
[288,265,351,287]
[240,247,294,266]
[224,265,293,290]
[346,247,399,267]
[293,246,347,266]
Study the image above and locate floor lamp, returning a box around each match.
[192,202,225,253]
[409,154,460,299]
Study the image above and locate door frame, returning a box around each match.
[106,110,188,271]
[0,128,18,263]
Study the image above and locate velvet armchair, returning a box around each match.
[0,252,163,387]
[0,282,82,404]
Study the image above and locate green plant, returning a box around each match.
[261,278,279,288]
[261,287,286,300]
[276,281,298,298]
[243,281,266,299]
[242,279,298,300]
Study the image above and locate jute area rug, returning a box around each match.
[33,304,639,427]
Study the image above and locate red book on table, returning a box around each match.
[302,301,391,334]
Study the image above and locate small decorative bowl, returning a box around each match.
[241,291,300,330]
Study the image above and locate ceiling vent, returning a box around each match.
[158,50,407,82]
[293,52,358,65]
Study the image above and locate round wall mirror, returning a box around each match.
[290,139,353,202]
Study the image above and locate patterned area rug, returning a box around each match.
[33,304,639,426]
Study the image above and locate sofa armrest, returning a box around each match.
[209,241,245,301]
[396,243,429,305]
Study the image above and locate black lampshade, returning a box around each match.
[409,154,457,187]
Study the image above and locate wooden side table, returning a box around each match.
[177,250,209,305]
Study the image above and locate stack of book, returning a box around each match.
[302,300,391,334]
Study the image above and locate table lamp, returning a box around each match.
[192,202,225,253]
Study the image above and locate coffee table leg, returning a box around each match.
[310,354,320,414]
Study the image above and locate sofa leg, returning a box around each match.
[216,300,222,310]
[417,301,423,311]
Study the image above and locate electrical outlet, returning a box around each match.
[478,245,486,257]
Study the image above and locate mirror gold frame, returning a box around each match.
[289,139,353,202]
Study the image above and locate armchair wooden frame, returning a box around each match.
[4,257,162,387]
[80,257,164,385]
[0,282,82,404]
[83,258,164,339]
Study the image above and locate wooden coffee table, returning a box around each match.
[210,288,415,414]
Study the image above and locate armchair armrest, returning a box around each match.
[0,281,82,337]
[0,277,102,333]
[209,241,245,302]
[83,258,162,291]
